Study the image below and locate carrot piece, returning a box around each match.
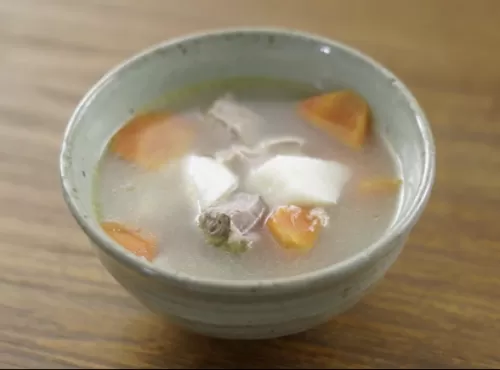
[101,221,157,261]
[266,206,322,252]
[109,112,194,170]
[299,90,371,149]
[359,177,402,194]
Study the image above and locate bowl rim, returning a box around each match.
[60,27,436,294]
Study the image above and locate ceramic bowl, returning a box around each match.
[60,28,435,339]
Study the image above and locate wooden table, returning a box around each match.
[1,0,499,368]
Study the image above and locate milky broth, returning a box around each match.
[94,78,402,280]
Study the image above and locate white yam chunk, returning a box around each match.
[183,155,238,210]
[246,155,351,207]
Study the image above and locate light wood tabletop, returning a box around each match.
[1,0,499,368]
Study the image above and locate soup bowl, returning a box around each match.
[60,28,435,339]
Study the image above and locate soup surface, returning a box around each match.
[94,78,402,280]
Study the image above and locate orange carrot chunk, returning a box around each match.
[266,206,322,252]
[359,177,402,194]
[299,90,371,149]
[101,221,157,261]
[109,112,194,170]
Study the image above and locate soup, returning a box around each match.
[94,78,402,280]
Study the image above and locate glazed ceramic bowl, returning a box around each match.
[60,28,435,339]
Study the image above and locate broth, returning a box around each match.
[94,78,402,280]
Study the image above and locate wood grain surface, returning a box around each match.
[1,0,499,368]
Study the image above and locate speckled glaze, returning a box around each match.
[60,28,435,339]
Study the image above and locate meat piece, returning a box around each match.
[213,192,268,234]
[197,192,268,254]
[206,95,264,144]
[197,212,232,247]
[257,136,305,155]
[213,136,305,175]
